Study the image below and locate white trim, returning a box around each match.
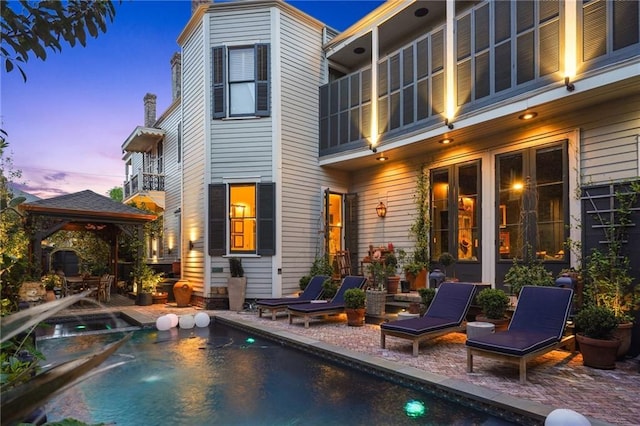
[271,6,283,298]
[203,16,213,294]
[568,129,581,269]
[223,176,261,184]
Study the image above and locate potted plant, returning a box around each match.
[438,252,456,280]
[41,273,62,301]
[398,249,427,291]
[321,277,338,300]
[227,257,247,311]
[418,287,436,314]
[574,305,620,369]
[384,250,401,294]
[344,287,366,326]
[475,288,510,331]
[135,263,164,306]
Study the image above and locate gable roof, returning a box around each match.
[20,190,157,223]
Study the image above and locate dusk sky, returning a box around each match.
[2,0,384,199]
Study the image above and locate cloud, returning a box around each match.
[43,172,68,182]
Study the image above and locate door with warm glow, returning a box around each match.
[430,161,482,282]
[323,189,358,275]
[495,142,569,289]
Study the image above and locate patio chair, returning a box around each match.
[380,282,477,356]
[287,275,367,328]
[97,274,115,302]
[465,285,575,384]
[256,275,329,320]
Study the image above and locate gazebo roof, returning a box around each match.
[20,190,157,223]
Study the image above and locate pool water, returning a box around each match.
[35,314,140,339]
[39,322,517,425]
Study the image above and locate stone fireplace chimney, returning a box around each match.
[171,52,182,101]
[144,93,157,127]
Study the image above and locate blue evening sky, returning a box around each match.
[1,0,384,199]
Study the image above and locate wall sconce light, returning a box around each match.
[368,143,377,153]
[564,76,575,92]
[189,240,194,251]
[376,201,387,218]
[444,118,454,129]
[167,247,172,255]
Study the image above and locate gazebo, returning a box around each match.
[19,190,157,285]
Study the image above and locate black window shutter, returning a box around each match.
[208,184,226,256]
[255,44,270,116]
[257,182,275,255]
[212,46,226,119]
[344,193,359,271]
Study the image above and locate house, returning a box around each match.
[121,0,640,309]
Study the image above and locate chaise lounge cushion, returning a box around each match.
[256,275,328,307]
[465,331,560,356]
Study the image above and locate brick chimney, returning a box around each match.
[171,52,182,101]
[144,93,157,127]
[191,0,211,14]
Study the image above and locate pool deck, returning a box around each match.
[58,296,639,426]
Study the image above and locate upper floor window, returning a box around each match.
[157,141,163,174]
[212,44,270,119]
[177,122,182,163]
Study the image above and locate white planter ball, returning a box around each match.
[166,313,179,328]
[155,315,172,331]
[545,409,591,426]
[178,314,195,329]
[194,312,211,327]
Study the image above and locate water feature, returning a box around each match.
[39,321,518,425]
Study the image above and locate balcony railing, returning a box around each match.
[124,172,164,198]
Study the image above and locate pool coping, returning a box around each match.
[213,313,610,426]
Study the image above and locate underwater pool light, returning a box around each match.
[404,400,426,418]
[75,325,87,330]
[245,337,255,344]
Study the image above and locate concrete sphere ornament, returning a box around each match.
[166,313,179,328]
[155,315,172,331]
[178,314,196,329]
[194,312,211,327]
[545,409,591,426]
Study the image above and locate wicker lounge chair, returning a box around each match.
[256,275,329,320]
[380,282,477,356]
[287,275,367,328]
[466,285,575,384]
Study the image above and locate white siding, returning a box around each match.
[581,94,640,184]
[180,19,207,293]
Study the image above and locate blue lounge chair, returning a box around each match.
[256,275,329,320]
[287,275,367,328]
[380,282,477,356]
[466,285,575,384]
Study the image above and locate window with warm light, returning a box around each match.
[497,143,567,261]
[229,184,256,253]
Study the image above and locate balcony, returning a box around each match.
[123,172,165,212]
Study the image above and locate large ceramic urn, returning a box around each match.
[173,280,193,307]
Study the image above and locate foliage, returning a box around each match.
[398,248,426,277]
[476,288,510,320]
[0,141,29,314]
[437,252,456,278]
[133,263,163,293]
[40,273,62,291]
[1,0,117,81]
[299,275,311,291]
[322,278,338,300]
[503,259,554,296]
[418,287,436,308]
[344,288,366,309]
[409,166,430,265]
[229,257,244,277]
[574,305,618,340]
[366,261,389,291]
[310,255,334,278]
[48,231,110,276]
[107,186,123,202]
[384,251,399,276]
[583,180,640,323]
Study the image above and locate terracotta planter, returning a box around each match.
[346,308,365,326]
[407,268,427,290]
[612,322,633,359]
[173,280,193,307]
[577,333,620,369]
[386,276,400,294]
[45,290,56,302]
[152,292,168,304]
[475,314,509,332]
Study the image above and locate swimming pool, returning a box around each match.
[39,320,519,425]
[35,313,140,339]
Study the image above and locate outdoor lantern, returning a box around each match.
[376,202,387,218]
